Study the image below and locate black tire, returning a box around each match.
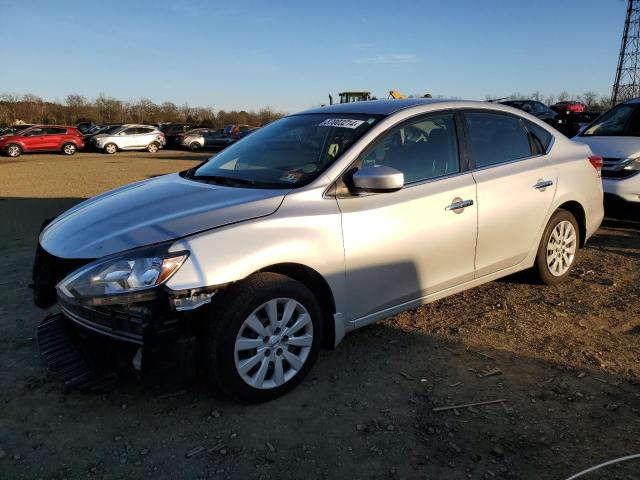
[4,143,22,158]
[189,141,202,151]
[534,209,580,285]
[61,143,77,156]
[104,143,117,154]
[205,272,323,403]
[147,142,159,153]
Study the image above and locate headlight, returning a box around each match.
[57,245,188,306]
[621,156,640,172]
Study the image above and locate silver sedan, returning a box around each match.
[36,99,604,402]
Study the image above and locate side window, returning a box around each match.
[25,128,44,137]
[465,113,532,168]
[361,113,460,184]
[122,128,138,135]
[44,127,67,135]
[524,119,553,154]
[139,127,153,134]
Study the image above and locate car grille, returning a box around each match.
[32,239,92,308]
[601,157,639,180]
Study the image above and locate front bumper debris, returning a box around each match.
[37,313,118,393]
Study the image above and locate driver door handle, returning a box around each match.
[533,179,553,190]
[445,199,474,211]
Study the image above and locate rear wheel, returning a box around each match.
[205,272,322,403]
[61,143,77,156]
[4,144,21,157]
[189,141,202,151]
[147,142,159,153]
[104,143,117,154]
[534,209,580,285]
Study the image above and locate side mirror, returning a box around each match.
[352,165,404,192]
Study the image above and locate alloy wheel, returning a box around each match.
[234,298,313,390]
[63,144,76,155]
[7,145,20,157]
[148,143,158,153]
[546,220,577,276]
[105,144,117,154]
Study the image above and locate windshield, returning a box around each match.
[187,113,381,188]
[3,125,32,135]
[581,104,640,136]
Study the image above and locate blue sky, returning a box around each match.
[0,0,627,112]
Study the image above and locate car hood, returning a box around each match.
[573,135,640,159]
[40,173,287,259]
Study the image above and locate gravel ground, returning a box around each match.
[0,150,639,480]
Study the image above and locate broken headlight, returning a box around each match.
[57,245,188,306]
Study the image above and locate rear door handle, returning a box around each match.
[445,199,474,211]
[533,179,553,190]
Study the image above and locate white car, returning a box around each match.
[92,124,166,154]
[574,98,640,203]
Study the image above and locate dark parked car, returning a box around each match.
[159,123,205,147]
[0,124,35,136]
[179,128,236,150]
[0,125,84,157]
[75,122,98,134]
[500,100,557,124]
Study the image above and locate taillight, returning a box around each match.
[588,155,603,176]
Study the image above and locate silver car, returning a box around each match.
[92,124,166,154]
[34,99,604,402]
[573,98,640,203]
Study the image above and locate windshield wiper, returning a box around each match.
[190,175,257,187]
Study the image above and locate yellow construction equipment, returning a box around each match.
[326,89,407,105]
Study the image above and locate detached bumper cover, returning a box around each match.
[37,313,118,393]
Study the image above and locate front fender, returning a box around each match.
[165,188,347,319]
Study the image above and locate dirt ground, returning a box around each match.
[0,150,639,480]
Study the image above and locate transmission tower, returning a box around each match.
[612,0,640,104]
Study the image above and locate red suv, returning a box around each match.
[0,125,85,158]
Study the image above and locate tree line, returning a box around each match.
[0,93,286,128]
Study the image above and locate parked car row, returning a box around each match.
[497,99,602,137]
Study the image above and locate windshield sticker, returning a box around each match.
[280,171,303,183]
[318,118,366,129]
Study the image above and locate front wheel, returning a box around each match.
[4,144,22,157]
[534,209,580,285]
[189,141,202,151]
[61,143,77,155]
[205,272,322,403]
[147,142,159,153]
[104,143,117,154]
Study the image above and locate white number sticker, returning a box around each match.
[318,118,366,129]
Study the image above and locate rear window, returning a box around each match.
[465,112,532,168]
[524,120,553,154]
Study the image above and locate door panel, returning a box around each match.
[472,157,556,276]
[337,173,477,321]
[22,129,46,150]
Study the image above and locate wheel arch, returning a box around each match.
[556,200,587,248]
[258,262,337,349]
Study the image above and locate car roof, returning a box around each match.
[624,97,640,104]
[296,98,537,117]
[299,98,452,116]
[30,125,76,128]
